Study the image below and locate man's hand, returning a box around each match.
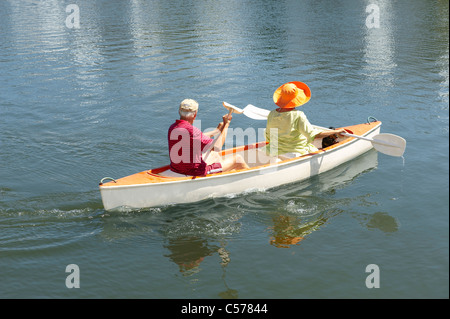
[222,113,232,125]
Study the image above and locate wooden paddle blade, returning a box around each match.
[242,104,270,120]
[372,133,406,157]
[223,102,244,114]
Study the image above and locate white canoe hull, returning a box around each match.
[99,122,381,211]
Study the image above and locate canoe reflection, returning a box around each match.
[98,150,381,289]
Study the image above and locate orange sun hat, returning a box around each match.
[273,81,311,108]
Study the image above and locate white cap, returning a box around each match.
[179,99,198,112]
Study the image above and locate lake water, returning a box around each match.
[0,0,448,300]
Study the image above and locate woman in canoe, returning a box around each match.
[168,99,249,176]
[265,81,346,158]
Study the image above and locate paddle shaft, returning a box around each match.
[341,132,400,148]
[203,108,233,161]
[313,125,402,148]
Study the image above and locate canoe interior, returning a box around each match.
[99,121,381,187]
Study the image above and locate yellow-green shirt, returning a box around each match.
[265,109,323,156]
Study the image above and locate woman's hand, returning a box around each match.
[316,128,347,139]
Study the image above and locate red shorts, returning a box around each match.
[205,162,222,175]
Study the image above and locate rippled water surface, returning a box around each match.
[0,0,448,299]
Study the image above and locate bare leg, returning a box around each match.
[220,154,249,172]
[203,151,249,172]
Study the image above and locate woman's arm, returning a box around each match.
[315,128,346,139]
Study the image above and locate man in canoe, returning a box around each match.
[168,99,249,176]
[265,81,346,158]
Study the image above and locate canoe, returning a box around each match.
[99,120,381,211]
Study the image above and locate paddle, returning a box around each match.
[203,107,234,161]
[337,132,406,157]
[222,102,406,157]
[222,102,269,120]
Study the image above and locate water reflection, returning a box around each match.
[268,209,342,248]
[363,0,397,90]
[165,237,221,275]
[164,236,237,298]
[159,210,239,298]
[94,148,395,297]
[354,211,399,233]
[263,150,382,248]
